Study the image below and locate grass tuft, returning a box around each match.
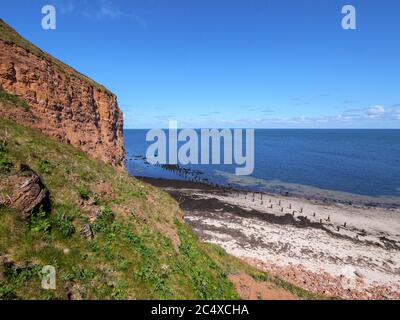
[0,87,29,111]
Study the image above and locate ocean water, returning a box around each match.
[124,129,400,202]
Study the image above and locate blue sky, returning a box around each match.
[1,0,400,128]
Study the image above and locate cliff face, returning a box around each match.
[0,19,125,168]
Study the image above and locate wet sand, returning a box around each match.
[141,177,400,299]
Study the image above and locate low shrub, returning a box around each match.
[78,186,90,200]
[55,211,75,238]
[28,207,51,235]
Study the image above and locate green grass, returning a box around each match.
[54,211,76,238]
[37,159,52,174]
[0,87,29,111]
[0,117,326,300]
[0,118,240,300]
[0,132,13,174]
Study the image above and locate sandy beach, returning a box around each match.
[141,177,400,300]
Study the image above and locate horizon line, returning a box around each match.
[123,127,400,130]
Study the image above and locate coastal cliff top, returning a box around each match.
[0,18,114,96]
[1,18,125,168]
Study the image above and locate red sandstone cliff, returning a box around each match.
[0,19,125,168]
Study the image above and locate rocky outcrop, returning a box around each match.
[81,224,94,240]
[10,165,49,218]
[0,19,125,168]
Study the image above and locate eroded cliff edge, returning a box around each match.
[0,19,125,168]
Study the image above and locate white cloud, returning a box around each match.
[232,105,399,127]
[51,0,75,14]
[81,0,122,20]
[51,0,146,27]
[365,105,386,118]
[122,104,400,129]
[80,0,147,27]
[394,108,400,120]
[97,0,123,19]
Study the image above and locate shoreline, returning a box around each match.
[139,176,400,299]
[133,170,400,209]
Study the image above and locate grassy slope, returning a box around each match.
[0,115,242,299]
[0,114,327,300]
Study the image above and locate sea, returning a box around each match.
[125,129,400,205]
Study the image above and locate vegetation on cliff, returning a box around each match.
[0,18,322,300]
[0,116,237,299]
[0,114,324,300]
[0,87,29,110]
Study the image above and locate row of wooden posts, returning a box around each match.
[238,191,352,233]
[141,159,355,236]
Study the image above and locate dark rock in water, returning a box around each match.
[10,165,49,218]
[81,223,93,239]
